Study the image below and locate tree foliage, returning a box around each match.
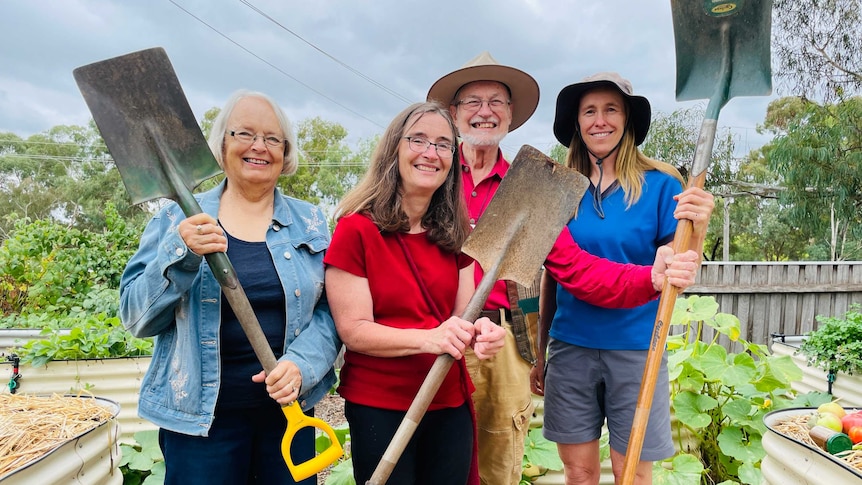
[0,122,148,241]
[641,105,736,191]
[642,107,737,259]
[773,0,862,101]
[281,117,369,227]
[763,96,862,260]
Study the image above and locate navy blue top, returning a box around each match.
[218,230,286,408]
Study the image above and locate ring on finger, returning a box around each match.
[196,224,202,234]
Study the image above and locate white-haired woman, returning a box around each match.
[120,90,340,484]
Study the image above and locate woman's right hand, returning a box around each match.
[529,364,545,396]
[426,316,475,360]
[180,215,226,256]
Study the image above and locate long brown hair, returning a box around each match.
[565,96,683,207]
[335,102,470,253]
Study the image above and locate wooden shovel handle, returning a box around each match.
[365,264,495,485]
[620,170,706,484]
[366,353,457,484]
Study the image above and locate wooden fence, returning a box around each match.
[683,261,862,348]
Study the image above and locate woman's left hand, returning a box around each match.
[472,317,506,360]
[674,187,715,235]
[252,360,303,405]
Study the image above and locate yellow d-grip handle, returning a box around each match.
[281,400,344,481]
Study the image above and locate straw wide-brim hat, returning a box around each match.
[427,51,539,132]
[553,72,651,147]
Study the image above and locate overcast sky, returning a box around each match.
[0,0,779,160]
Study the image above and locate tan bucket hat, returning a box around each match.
[553,72,651,147]
[427,51,539,132]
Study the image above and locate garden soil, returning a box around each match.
[315,393,346,484]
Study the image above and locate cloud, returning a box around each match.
[0,0,776,159]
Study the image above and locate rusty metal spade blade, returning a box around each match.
[366,144,589,485]
[73,47,341,482]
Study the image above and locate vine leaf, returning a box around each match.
[673,391,718,429]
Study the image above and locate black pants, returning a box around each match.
[345,400,473,485]
[159,400,315,485]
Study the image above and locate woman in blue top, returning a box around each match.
[120,90,341,485]
[531,73,714,485]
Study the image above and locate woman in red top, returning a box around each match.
[324,101,505,485]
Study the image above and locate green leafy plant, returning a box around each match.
[657,295,807,485]
[315,422,354,485]
[521,427,579,484]
[798,304,862,376]
[14,313,152,367]
[120,429,165,485]
[0,205,152,365]
[0,204,139,318]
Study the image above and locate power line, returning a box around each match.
[0,138,364,156]
[167,0,386,130]
[1,153,369,168]
[238,0,412,104]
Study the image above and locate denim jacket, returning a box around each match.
[120,180,341,436]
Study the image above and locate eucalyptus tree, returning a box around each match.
[763,95,862,260]
[282,117,368,216]
[773,0,862,101]
[0,123,144,240]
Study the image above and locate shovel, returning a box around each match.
[366,145,590,485]
[620,2,773,483]
[72,47,342,482]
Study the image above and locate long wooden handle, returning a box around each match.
[620,17,731,480]
[619,171,707,484]
[365,258,499,485]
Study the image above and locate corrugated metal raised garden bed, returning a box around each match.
[0,394,122,484]
[762,407,862,484]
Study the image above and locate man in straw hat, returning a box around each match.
[427,53,704,484]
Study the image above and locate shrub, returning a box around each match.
[799,304,862,376]
[14,313,152,366]
[0,203,139,320]
[657,295,814,485]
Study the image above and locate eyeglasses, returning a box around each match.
[403,136,456,157]
[228,130,286,148]
[455,97,510,112]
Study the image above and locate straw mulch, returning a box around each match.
[0,393,115,477]
[772,413,862,473]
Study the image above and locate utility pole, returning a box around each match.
[723,196,733,261]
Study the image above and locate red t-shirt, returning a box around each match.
[324,213,474,411]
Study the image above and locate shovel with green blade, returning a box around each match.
[73,47,342,482]
[620,2,773,483]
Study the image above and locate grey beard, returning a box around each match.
[460,132,507,147]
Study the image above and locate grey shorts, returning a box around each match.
[542,339,674,461]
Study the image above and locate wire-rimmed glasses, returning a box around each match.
[228,130,286,148]
[403,136,456,158]
[455,97,510,112]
